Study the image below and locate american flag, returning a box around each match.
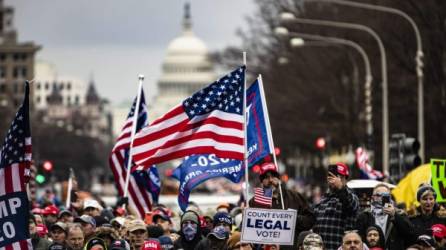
[254,187,273,207]
[0,82,33,249]
[131,66,246,169]
[356,147,384,180]
[109,90,154,219]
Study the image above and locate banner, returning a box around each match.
[431,159,446,202]
[246,79,272,167]
[241,208,297,245]
[0,192,30,247]
[172,79,273,211]
[172,154,244,211]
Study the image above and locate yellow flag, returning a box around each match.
[392,164,431,209]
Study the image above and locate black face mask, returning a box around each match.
[209,238,226,250]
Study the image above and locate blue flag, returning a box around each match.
[132,166,161,204]
[172,78,272,211]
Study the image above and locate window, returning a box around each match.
[36,83,41,90]
[0,53,6,61]
[13,83,18,93]
[45,82,49,90]
[36,96,40,103]
[12,66,27,78]
[0,84,5,93]
[67,82,71,90]
[0,66,5,78]
[74,95,79,105]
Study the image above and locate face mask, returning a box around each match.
[182,222,197,241]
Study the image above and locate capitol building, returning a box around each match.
[150,3,216,121]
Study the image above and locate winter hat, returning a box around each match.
[416,184,437,202]
[181,210,199,225]
[158,235,174,250]
[297,231,312,247]
[213,212,232,227]
[85,237,107,250]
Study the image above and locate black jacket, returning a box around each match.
[356,208,414,250]
[249,184,315,250]
[409,204,446,238]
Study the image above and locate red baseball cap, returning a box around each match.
[335,162,349,177]
[432,224,446,239]
[259,162,279,176]
[141,239,161,250]
[42,205,59,216]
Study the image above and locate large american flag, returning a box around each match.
[0,82,33,249]
[131,66,246,169]
[109,90,154,219]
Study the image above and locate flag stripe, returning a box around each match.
[0,168,5,195]
[150,105,185,126]
[5,165,13,193]
[132,146,244,170]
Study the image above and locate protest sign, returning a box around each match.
[431,159,446,202]
[241,207,297,245]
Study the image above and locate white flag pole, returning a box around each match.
[243,52,250,207]
[258,74,285,209]
[122,75,145,207]
[66,168,74,209]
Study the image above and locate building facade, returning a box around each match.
[150,3,216,120]
[0,0,40,108]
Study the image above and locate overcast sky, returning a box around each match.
[7,0,255,105]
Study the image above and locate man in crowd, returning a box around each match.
[356,183,413,249]
[49,221,68,245]
[83,199,103,217]
[74,215,96,242]
[249,162,315,250]
[30,213,52,250]
[174,210,203,250]
[313,163,359,250]
[58,210,74,224]
[66,223,85,250]
[364,226,384,249]
[152,208,173,238]
[127,219,148,250]
[302,233,324,250]
[341,231,364,250]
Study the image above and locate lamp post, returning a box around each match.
[304,0,425,162]
[275,27,374,147]
[279,13,390,174]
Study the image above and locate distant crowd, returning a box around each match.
[29,162,446,250]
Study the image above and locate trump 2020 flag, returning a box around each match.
[246,78,271,166]
[109,90,159,218]
[132,166,161,204]
[0,81,33,249]
[172,154,244,211]
[131,66,245,169]
[171,78,273,211]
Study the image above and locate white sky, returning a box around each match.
[7,0,255,105]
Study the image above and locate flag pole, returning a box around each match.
[258,75,285,209]
[243,52,250,207]
[66,168,74,209]
[123,75,145,208]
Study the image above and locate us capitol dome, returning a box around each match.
[151,3,216,120]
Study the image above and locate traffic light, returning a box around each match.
[401,137,421,171]
[316,137,326,150]
[389,134,421,183]
[42,161,53,172]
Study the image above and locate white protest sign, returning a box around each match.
[241,207,297,245]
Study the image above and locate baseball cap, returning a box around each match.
[42,205,59,216]
[432,224,446,239]
[416,235,435,247]
[58,210,73,219]
[127,219,147,232]
[330,162,349,177]
[152,209,171,223]
[50,222,68,233]
[158,235,174,250]
[208,226,229,240]
[259,162,279,176]
[141,239,162,250]
[36,224,48,237]
[213,212,232,226]
[110,239,131,250]
[85,237,107,250]
[83,199,103,210]
[74,215,96,227]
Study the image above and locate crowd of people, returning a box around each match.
[29,162,446,250]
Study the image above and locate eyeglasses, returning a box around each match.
[343,240,361,245]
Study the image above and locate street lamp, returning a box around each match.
[304,0,425,162]
[279,13,390,174]
[275,27,374,147]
